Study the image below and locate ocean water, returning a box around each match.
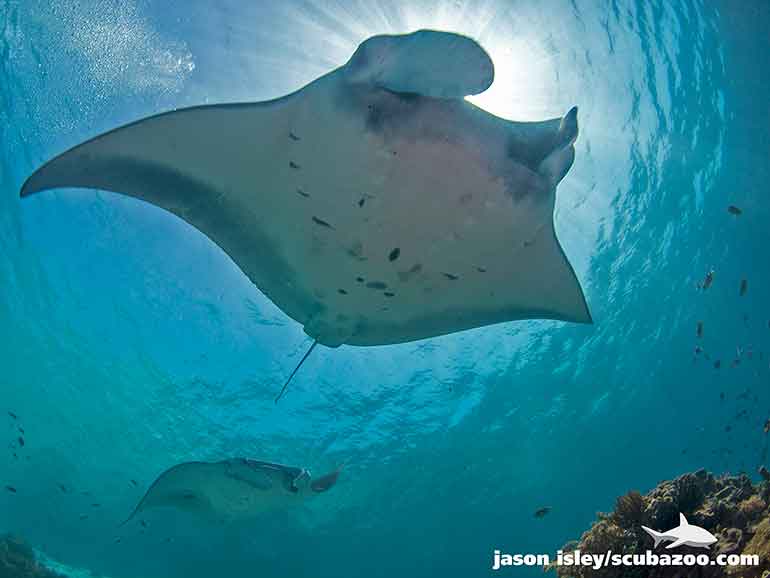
[1,1,768,577]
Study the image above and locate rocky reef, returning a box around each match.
[551,469,770,578]
[0,534,63,578]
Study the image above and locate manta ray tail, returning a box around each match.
[117,509,137,528]
[274,340,318,403]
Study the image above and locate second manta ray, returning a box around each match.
[21,30,591,398]
[122,458,343,524]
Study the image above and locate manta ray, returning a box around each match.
[21,30,591,400]
[122,458,343,525]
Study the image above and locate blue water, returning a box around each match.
[1,1,768,577]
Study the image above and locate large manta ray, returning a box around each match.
[21,30,591,399]
[121,458,343,525]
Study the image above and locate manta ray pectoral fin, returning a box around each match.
[534,226,593,325]
[521,106,590,325]
[19,101,318,331]
[344,29,494,98]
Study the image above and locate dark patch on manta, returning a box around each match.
[398,263,422,282]
[505,125,560,172]
[347,241,366,261]
[366,281,387,290]
[361,89,425,134]
[312,216,333,229]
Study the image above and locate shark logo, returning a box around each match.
[642,513,718,549]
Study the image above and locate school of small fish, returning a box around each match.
[690,205,769,479]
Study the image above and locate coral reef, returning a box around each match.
[0,534,64,578]
[551,469,770,578]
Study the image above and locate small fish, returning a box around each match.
[130,479,138,487]
[7,412,17,420]
[5,485,17,493]
[18,437,24,447]
[725,425,732,433]
[714,360,721,369]
[57,484,68,493]
[696,321,703,338]
[79,514,88,520]
[719,392,725,401]
[700,270,715,290]
[91,503,101,508]
[727,205,742,216]
[694,346,703,355]
[759,466,770,482]
[534,507,551,518]
[18,426,24,435]
[140,520,148,528]
[114,538,122,544]
[763,419,770,434]
[740,279,748,296]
